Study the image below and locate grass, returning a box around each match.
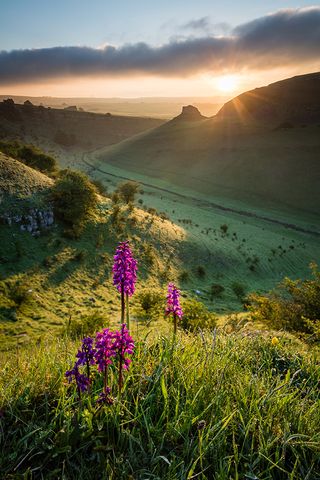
[0,327,319,479]
[1,184,319,348]
[92,118,320,217]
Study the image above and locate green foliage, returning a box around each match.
[1,332,318,479]
[0,140,57,174]
[179,269,190,283]
[196,265,206,278]
[210,283,225,298]
[51,169,98,236]
[91,179,108,196]
[63,313,107,338]
[115,180,140,204]
[232,281,247,301]
[135,288,164,321]
[249,263,320,338]
[220,223,228,234]
[180,298,216,332]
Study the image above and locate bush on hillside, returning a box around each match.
[248,263,320,338]
[210,283,225,298]
[135,288,164,321]
[51,169,98,236]
[64,313,107,339]
[116,181,140,204]
[180,298,216,332]
[0,140,57,175]
[232,281,247,301]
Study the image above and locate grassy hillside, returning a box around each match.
[91,73,320,219]
[0,99,164,167]
[218,72,320,125]
[1,172,318,350]
[0,152,53,197]
[92,117,320,218]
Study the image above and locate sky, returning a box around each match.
[0,0,319,98]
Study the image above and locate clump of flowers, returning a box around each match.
[112,323,135,392]
[112,241,137,329]
[65,336,96,396]
[65,324,135,402]
[166,282,183,334]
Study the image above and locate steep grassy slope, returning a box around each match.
[0,152,53,197]
[218,72,320,125]
[92,72,320,215]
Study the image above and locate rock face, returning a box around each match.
[1,208,54,236]
[174,105,207,122]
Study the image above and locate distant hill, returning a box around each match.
[217,72,320,125]
[0,99,164,161]
[93,73,320,217]
[0,152,52,198]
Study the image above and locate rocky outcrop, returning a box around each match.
[1,208,54,236]
[173,105,207,122]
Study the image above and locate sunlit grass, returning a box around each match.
[1,329,319,479]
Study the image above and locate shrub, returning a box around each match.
[116,181,140,204]
[51,169,98,235]
[232,281,247,301]
[180,298,216,332]
[179,270,190,282]
[135,288,164,321]
[92,179,107,196]
[210,283,225,298]
[196,265,206,278]
[0,140,57,174]
[248,263,320,337]
[64,313,107,339]
[220,224,228,234]
[147,207,158,216]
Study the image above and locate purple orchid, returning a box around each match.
[166,282,183,334]
[112,240,137,327]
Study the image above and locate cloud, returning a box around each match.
[179,16,230,35]
[0,7,319,84]
[180,16,212,31]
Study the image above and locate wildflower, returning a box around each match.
[112,241,137,327]
[112,241,137,297]
[96,388,114,405]
[271,336,279,346]
[112,323,135,392]
[75,336,96,381]
[75,336,96,367]
[65,364,90,395]
[95,328,116,394]
[166,282,183,334]
[95,329,115,372]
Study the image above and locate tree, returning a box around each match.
[51,170,98,236]
[116,181,140,204]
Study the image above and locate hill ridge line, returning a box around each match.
[83,158,320,237]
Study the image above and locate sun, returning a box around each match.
[216,75,239,93]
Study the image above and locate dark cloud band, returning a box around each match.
[0,7,319,84]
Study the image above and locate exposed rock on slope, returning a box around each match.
[173,105,207,122]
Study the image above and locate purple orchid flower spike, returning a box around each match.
[112,323,135,393]
[112,240,137,328]
[166,282,183,335]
